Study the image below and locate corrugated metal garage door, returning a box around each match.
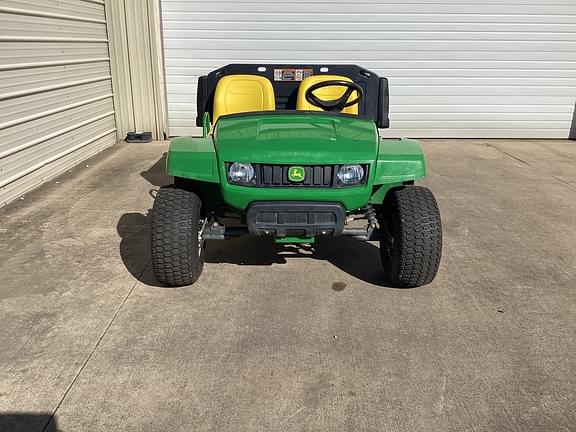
[0,0,117,206]
[161,0,576,139]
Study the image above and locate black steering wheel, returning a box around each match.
[305,80,364,112]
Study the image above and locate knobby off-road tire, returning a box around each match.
[380,186,442,288]
[151,186,205,286]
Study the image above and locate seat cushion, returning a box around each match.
[212,75,275,125]
[296,75,359,115]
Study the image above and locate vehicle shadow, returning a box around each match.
[205,235,395,287]
[140,153,170,187]
[115,152,171,287]
[0,413,60,432]
[117,211,164,287]
[118,209,397,288]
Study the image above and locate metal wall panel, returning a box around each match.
[0,0,117,206]
[161,0,576,138]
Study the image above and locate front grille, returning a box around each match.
[257,164,334,188]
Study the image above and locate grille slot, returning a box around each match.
[258,164,334,188]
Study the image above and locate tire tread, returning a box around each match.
[381,186,442,287]
[151,186,204,286]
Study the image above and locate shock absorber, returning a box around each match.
[363,204,378,228]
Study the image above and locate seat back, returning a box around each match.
[296,75,359,115]
[212,74,275,124]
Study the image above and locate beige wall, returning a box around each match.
[105,0,166,140]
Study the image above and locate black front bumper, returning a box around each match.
[246,201,346,237]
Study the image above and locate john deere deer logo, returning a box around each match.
[288,166,305,182]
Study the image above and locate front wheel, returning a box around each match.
[151,186,205,286]
[379,186,442,288]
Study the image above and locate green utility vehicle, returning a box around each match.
[151,64,442,287]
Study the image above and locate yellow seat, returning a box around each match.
[212,75,275,125]
[296,75,359,115]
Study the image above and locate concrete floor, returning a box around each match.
[0,139,575,431]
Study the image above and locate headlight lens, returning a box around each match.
[228,162,255,184]
[337,164,365,185]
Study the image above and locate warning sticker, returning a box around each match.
[274,68,314,82]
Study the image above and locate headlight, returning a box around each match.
[337,164,365,185]
[227,162,255,184]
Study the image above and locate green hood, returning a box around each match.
[214,113,378,165]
